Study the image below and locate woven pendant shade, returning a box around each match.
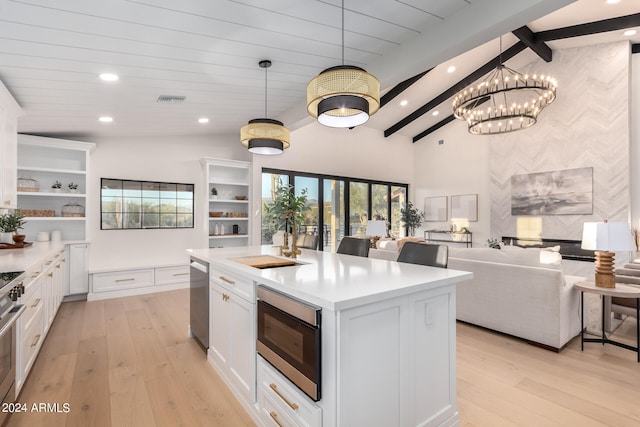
[307,65,380,128]
[241,118,290,155]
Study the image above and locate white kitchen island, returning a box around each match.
[188,246,472,427]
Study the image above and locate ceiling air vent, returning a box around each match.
[156,95,186,103]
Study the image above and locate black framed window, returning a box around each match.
[261,168,408,251]
[101,178,194,230]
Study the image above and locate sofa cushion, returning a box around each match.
[377,239,398,251]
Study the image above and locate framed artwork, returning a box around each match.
[510,167,593,215]
[450,194,478,222]
[424,196,448,221]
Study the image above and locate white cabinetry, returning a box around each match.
[16,248,65,393]
[336,285,457,426]
[208,266,256,406]
[16,135,95,242]
[89,264,189,301]
[202,158,251,248]
[67,243,89,295]
[0,80,23,209]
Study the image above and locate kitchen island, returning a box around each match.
[189,245,472,427]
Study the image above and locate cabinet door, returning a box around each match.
[209,283,230,369]
[228,293,256,403]
[0,108,17,209]
[68,244,89,295]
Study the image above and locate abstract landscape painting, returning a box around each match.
[511,167,593,215]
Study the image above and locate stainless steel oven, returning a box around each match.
[0,272,27,426]
[257,285,321,401]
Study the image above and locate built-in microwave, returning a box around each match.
[256,285,321,401]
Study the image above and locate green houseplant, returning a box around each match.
[264,184,310,258]
[0,210,27,244]
[400,201,424,237]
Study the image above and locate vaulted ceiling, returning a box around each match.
[0,0,637,141]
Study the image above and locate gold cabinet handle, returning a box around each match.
[222,293,230,302]
[3,200,9,206]
[31,298,41,308]
[47,273,53,278]
[269,412,283,427]
[31,334,41,347]
[115,278,136,283]
[219,276,235,285]
[173,272,189,277]
[61,258,66,262]
[55,264,61,269]
[45,261,52,265]
[30,272,40,278]
[269,383,299,410]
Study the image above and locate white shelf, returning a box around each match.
[209,234,249,239]
[18,166,87,175]
[18,191,86,198]
[209,178,249,186]
[209,199,248,203]
[209,217,248,221]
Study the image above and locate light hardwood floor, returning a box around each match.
[6,289,640,426]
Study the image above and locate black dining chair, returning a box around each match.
[296,234,320,250]
[336,236,370,257]
[397,241,448,268]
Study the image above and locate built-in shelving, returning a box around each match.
[17,135,95,242]
[202,157,252,248]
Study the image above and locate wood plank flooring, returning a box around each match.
[6,288,640,426]
[7,289,254,427]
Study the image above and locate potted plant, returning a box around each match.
[263,184,310,259]
[400,201,424,237]
[0,210,27,244]
[51,180,62,193]
[211,187,218,200]
[68,182,78,193]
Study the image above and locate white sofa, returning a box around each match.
[449,246,584,350]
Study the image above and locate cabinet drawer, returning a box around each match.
[92,269,154,293]
[21,279,43,331]
[258,389,298,427]
[22,304,45,378]
[257,357,322,427]
[210,267,254,301]
[155,265,190,286]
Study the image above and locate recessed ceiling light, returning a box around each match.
[99,73,119,82]
[624,29,637,36]
[606,0,620,4]
[400,100,408,107]
[98,116,113,123]
[198,118,210,124]
[432,111,439,117]
[447,66,456,73]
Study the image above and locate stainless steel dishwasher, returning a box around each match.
[189,257,209,351]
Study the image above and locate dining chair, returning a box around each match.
[336,236,370,257]
[397,241,448,268]
[297,234,320,250]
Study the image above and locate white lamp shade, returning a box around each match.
[581,222,636,251]
[366,220,387,237]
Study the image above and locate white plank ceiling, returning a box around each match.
[0,0,636,140]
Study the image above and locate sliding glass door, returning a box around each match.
[261,168,408,251]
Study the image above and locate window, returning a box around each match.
[101,178,194,230]
[261,169,408,250]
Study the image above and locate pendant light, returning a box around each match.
[452,37,557,135]
[241,60,290,155]
[306,0,380,128]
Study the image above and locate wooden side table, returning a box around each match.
[574,281,640,362]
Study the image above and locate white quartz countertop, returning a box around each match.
[188,246,473,311]
[0,241,67,272]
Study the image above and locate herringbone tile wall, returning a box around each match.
[490,41,631,241]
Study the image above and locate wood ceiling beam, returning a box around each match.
[412,97,490,143]
[536,13,640,42]
[380,69,431,108]
[632,44,640,54]
[512,25,552,62]
[384,41,526,138]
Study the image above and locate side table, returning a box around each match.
[574,281,640,362]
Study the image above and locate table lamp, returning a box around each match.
[581,221,637,288]
[366,220,387,248]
